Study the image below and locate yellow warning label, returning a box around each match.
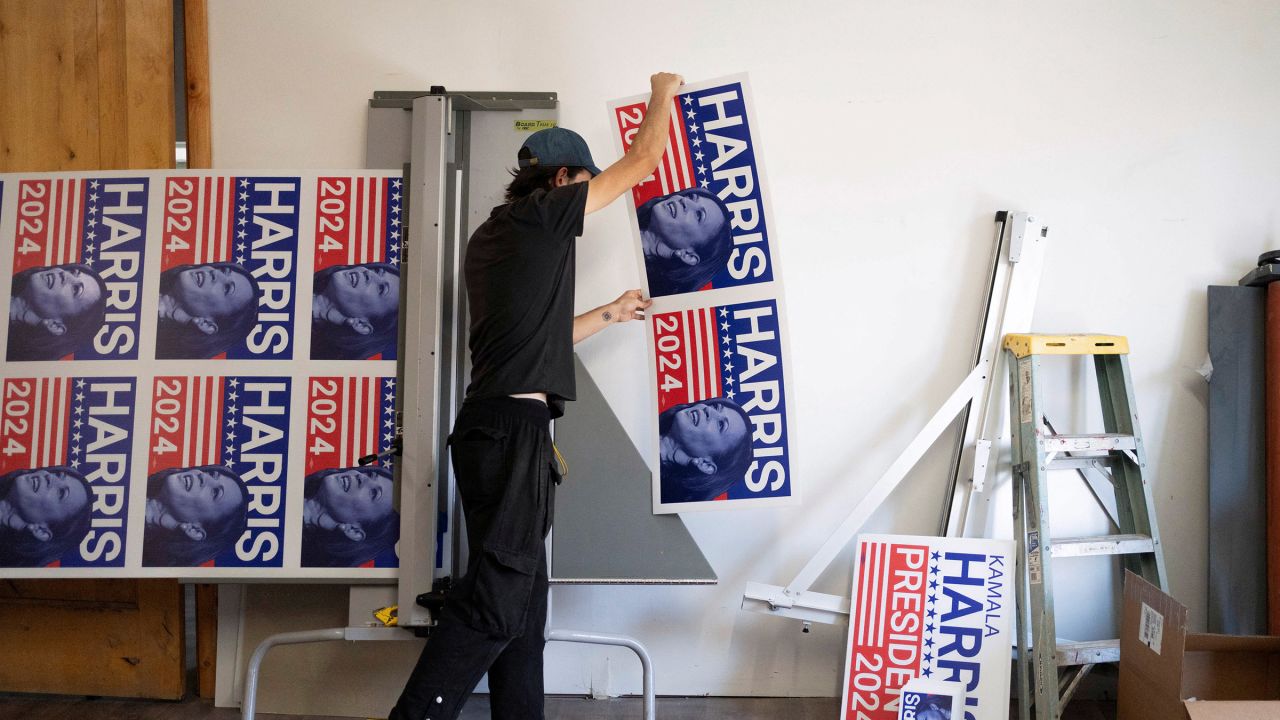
[514,120,557,133]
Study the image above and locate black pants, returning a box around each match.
[389,397,556,720]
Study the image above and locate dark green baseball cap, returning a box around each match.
[517,127,602,176]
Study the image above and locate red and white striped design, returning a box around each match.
[854,541,888,648]
[12,180,85,274]
[347,177,388,266]
[303,376,382,475]
[148,376,225,474]
[652,98,695,196]
[181,376,225,467]
[20,378,71,470]
[654,307,724,413]
[189,177,235,264]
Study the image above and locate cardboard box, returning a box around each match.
[1118,571,1280,720]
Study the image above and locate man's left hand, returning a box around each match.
[607,289,652,323]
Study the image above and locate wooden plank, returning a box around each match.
[183,0,212,168]
[0,580,184,698]
[122,0,175,168]
[95,0,130,168]
[195,584,217,698]
[0,0,101,171]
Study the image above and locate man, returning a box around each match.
[389,72,684,720]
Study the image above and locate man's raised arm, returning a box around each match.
[584,72,684,215]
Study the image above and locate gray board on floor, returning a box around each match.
[1207,284,1267,634]
[552,355,717,584]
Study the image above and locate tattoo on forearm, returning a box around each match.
[602,310,614,323]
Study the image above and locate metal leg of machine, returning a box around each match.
[545,629,656,720]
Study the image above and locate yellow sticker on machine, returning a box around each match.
[515,120,557,132]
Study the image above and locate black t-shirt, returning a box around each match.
[463,183,589,418]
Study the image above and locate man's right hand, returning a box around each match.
[650,72,684,101]
[585,72,686,215]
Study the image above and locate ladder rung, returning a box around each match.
[1056,639,1119,666]
[1049,534,1154,558]
[1046,455,1118,471]
[1042,433,1135,453]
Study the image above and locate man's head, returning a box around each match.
[505,127,600,202]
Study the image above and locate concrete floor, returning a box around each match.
[0,693,1118,720]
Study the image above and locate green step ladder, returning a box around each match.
[1004,334,1167,720]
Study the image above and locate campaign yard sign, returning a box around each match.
[611,74,779,299]
[842,534,1014,720]
[649,297,794,513]
[0,377,136,568]
[301,376,399,568]
[310,176,403,361]
[156,176,300,360]
[144,376,291,568]
[7,177,150,361]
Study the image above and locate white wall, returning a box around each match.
[209,0,1280,699]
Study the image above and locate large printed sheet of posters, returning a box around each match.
[0,171,403,579]
[610,74,797,514]
[841,534,1014,720]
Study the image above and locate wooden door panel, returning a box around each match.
[0,580,184,698]
[0,0,184,700]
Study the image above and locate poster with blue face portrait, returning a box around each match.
[649,296,796,513]
[6,177,150,361]
[144,376,290,568]
[611,74,780,299]
[310,177,403,360]
[301,376,399,568]
[155,176,300,360]
[0,377,135,568]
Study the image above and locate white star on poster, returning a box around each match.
[237,230,247,239]
[392,179,401,188]
[240,179,249,187]
[385,379,395,388]
[683,96,693,106]
[691,137,702,148]
[385,393,395,402]
[724,376,734,386]
[726,390,736,399]
[390,257,400,266]
[227,418,237,428]
[686,109,696,120]
[384,419,394,429]
[238,217,247,226]
[226,405,237,415]
[720,308,729,317]
[239,191,248,200]
[236,243,246,252]
[228,391,238,401]
[87,217,97,229]
[721,321,730,331]
[226,432,235,441]
[229,378,239,387]
[76,379,86,388]
[700,180,709,188]
[70,459,80,468]
[226,445,236,456]
[724,362,734,372]
[384,433,393,443]
[89,192,99,202]
[724,348,732,358]
[90,180,100,190]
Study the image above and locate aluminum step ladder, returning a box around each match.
[1005,334,1167,720]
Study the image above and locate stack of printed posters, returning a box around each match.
[0,172,402,577]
